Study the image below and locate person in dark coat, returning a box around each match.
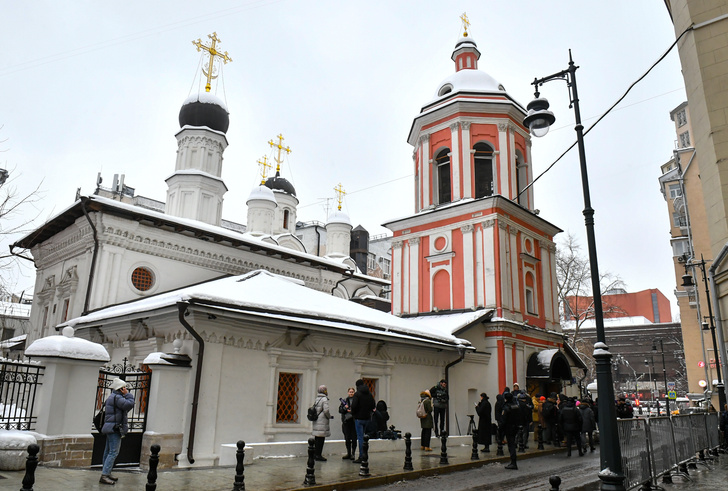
[419,390,434,451]
[429,379,449,437]
[501,392,522,469]
[559,397,583,457]
[350,379,376,463]
[516,393,533,450]
[369,400,390,436]
[579,399,596,452]
[542,393,559,446]
[100,378,135,485]
[720,404,728,449]
[475,392,492,452]
[494,393,505,445]
[338,387,356,459]
[616,396,634,419]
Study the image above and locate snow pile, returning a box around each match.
[25,326,110,362]
[0,430,37,470]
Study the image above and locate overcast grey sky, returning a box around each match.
[1,1,685,316]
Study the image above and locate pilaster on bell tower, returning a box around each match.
[166,32,232,227]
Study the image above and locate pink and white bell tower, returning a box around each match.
[384,25,561,332]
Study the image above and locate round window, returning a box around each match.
[131,267,155,292]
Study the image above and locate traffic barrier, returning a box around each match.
[645,416,675,481]
[616,418,650,489]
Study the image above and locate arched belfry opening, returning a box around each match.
[473,142,494,198]
[435,149,451,205]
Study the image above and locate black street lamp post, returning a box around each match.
[652,339,670,415]
[682,257,727,411]
[524,51,624,491]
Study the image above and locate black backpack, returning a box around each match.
[93,406,105,432]
[307,404,319,422]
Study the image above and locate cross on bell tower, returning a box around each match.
[334,183,346,211]
[268,134,292,174]
[257,156,272,185]
[460,12,470,37]
[192,32,233,92]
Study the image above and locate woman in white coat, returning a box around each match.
[312,385,331,461]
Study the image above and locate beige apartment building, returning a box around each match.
[666,1,728,405]
[659,102,716,399]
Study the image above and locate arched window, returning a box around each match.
[473,142,494,198]
[525,271,536,315]
[283,209,290,230]
[435,149,451,205]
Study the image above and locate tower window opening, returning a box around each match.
[435,149,451,205]
[473,142,494,198]
[283,209,290,230]
[438,84,453,97]
[516,153,528,205]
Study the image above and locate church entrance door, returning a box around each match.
[91,359,152,467]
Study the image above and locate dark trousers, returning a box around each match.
[581,431,594,450]
[505,432,517,464]
[565,431,582,455]
[433,407,446,435]
[342,420,355,456]
[421,427,432,448]
[314,436,325,457]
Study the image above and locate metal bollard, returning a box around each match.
[232,440,245,491]
[439,430,449,465]
[403,432,413,471]
[549,475,561,490]
[359,435,371,477]
[303,437,316,486]
[146,444,160,491]
[20,444,40,491]
[471,429,479,460]
[537,424,544,450]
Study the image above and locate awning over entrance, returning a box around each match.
[527,349,572,381]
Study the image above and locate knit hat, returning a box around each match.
[539,396,546,402]
[110,378,127,391]
[318,385,328,394]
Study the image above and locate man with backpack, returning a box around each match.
[429,379,449,437]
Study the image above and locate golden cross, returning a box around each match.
[192,32,233,92]
[460,12,470,37]
[268,134,292,173]
[334,183,346,211]
[257,156,272,184]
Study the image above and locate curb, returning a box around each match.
[291,447,567,491]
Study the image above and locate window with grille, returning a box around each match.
[435,149,451,205]
[363,378,377,400]
[367,253,377,272]
[668,183,682,199]
[276,372,301,423]
[679,131,690,148]
[473,142,494,198]
[131,267,154,292]
[676,110,687,127]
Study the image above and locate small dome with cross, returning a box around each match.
[179,92,230,133]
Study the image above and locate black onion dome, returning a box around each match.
[179,93,230,133]
[265,172,296,196]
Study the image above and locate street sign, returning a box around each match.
[699,379,707,388]
[668,390,677,400]
[667,381,676,390]
[698,361,706,368]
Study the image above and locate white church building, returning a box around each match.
[10,26,584,468]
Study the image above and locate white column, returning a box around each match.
[461,122,472,198]
[526,139,534,209]
[540,242,553,321]
[482,220,496,308]
[408,237,420,314]
[461,225,475,308]
[450,122,461,201]
[497,123,509,196]
[421,135,430,209]
[403,242,410,314]
[508,124,517,200]
[510,228,521,312]
[550,244,559,323]
[392,242,403,315]
[475,224,484,307]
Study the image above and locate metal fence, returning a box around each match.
[0,358,44,430]
[618,413,721,490]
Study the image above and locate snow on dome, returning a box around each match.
[433,69,504,100]
[25,327,110,362]
[453,36,478,50]
[327,210,351,226]
[247,185,277,204]
[182,91,228,112]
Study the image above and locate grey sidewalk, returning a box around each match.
[0,442,567,490]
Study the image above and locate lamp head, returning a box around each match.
[523,97,555,138]
[651,343,657,352]
[702,321,710,331]
[681,274,695,289]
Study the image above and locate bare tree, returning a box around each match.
[556,233,627,343]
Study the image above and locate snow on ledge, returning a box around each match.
[25,327,110,362]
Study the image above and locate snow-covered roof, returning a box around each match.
[0,301,31,318]
[0,334,27,349]
[327,210,351,226]
[64,270,474,349]
[247,185,277,204]
[561,316,653,330]
[431,68,503,101]
[25,327,110,362]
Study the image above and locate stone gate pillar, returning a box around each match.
[25,326,110,466]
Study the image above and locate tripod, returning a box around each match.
[466,414,477,435]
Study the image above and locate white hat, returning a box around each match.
[110,378,127,391]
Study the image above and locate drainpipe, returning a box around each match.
[444,347,466,435]
[177,302,205,465]
[331,269,354,296]
[314,225,321,256]
[708,245,728,401]
[80,197,100,315]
